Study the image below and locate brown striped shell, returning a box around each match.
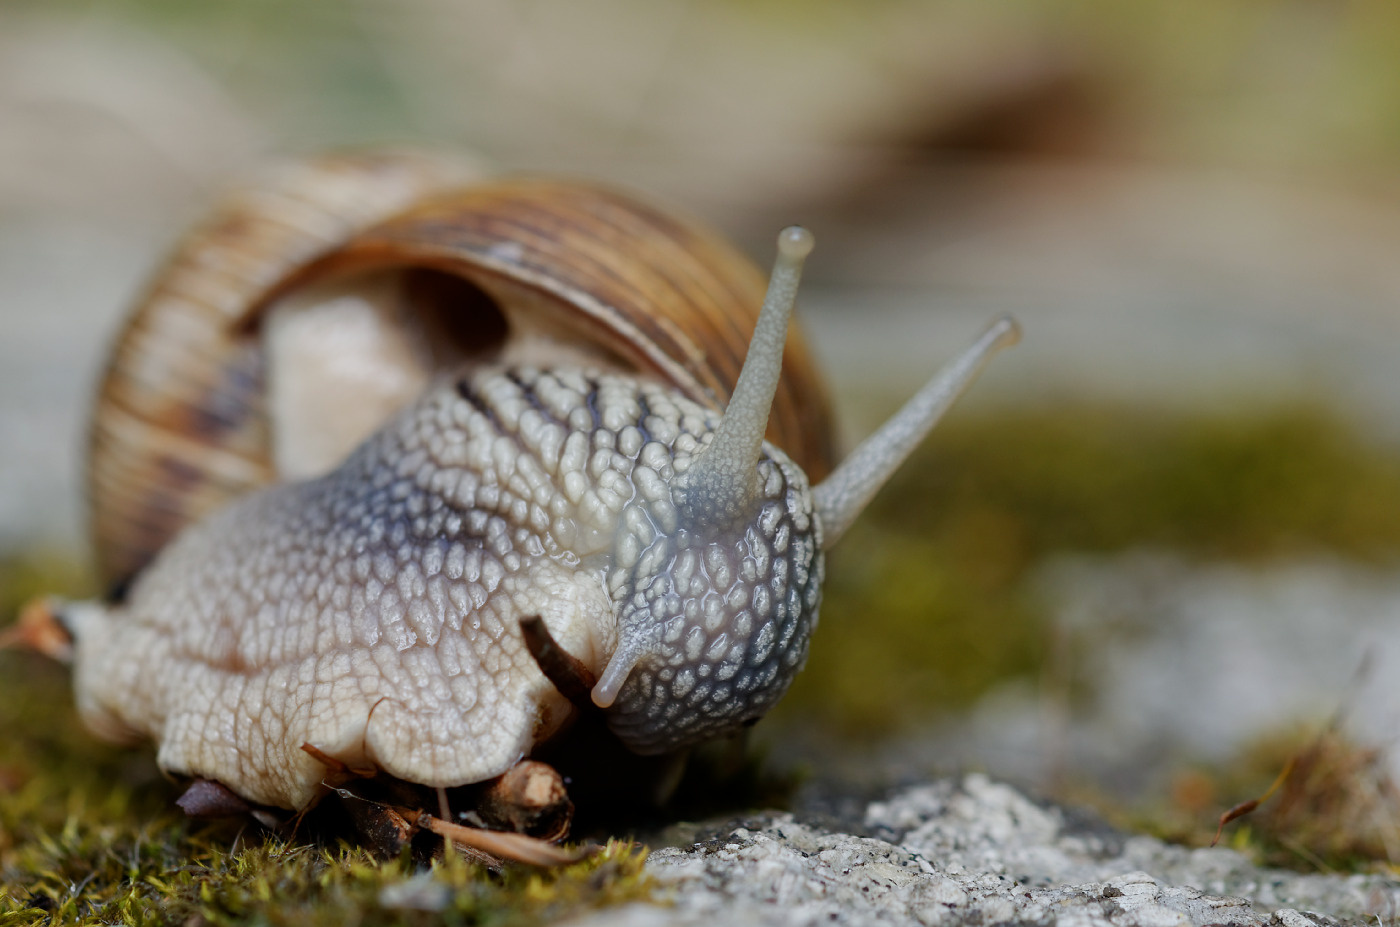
[90,151,836,591]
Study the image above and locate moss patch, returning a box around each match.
[1,820,652,926]
[0,717,654,927]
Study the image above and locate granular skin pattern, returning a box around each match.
[70,366,730,810]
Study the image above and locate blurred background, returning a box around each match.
[4,0,1400,861]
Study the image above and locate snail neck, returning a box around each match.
[673,226,813,528]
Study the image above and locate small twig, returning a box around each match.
[0,598,74,662]
[403,809,591,868]
[479,761,573,840]
[1212,756,1296,846]
[520,615,597,706]
[300,742,377,780]
[320,784,588,868]
[436,786,453,857]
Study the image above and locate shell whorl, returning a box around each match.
[89,150,484,589]
[89,153,837,592]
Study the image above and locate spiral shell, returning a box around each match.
[89,151,836,591]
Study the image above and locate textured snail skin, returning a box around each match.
[71,364,821,811]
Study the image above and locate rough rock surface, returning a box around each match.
[567,774,1400,927]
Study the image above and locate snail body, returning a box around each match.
[73,363,818,810]
[59,152,1018,819]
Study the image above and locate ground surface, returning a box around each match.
[606,774,1400,927]
[7,758,1399,927]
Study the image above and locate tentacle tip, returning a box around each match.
[777,225,815,262]
[590,683,618,710]
[590,647,638,709]
[989,315,1023,349]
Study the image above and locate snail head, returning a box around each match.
[590,227,1021,754]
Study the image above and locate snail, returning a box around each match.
[20,150,1018,853]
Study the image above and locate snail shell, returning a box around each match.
[90,151,835,592]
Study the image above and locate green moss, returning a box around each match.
[780,532,1047,738]
[0,825,652,926]
[871,402,1400,562]
[780,402,1400,737]
[0,701,655,927]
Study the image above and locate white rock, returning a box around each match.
[608,775,1399,927]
